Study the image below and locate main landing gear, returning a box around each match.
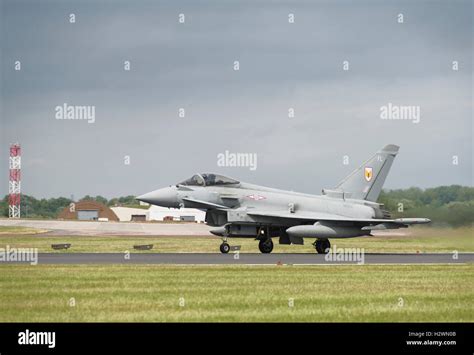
[314,239,331,254]
[220,239,274,254]
[258,239,274,254]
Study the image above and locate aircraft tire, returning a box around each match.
[220,243,230,254]
[258,239,274,254]
[315,239,330,254]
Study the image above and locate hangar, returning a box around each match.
[148,205,205,222]
[58,200,119,222]
[111,207,147,222]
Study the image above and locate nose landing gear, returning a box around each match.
[219,242,230,254]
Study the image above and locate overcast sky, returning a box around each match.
[0,0,472,199]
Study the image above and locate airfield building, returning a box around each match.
[110,206,205,222]
[58,200,119,222]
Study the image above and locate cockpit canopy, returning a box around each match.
[178,173,240,187]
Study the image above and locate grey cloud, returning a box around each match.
[0,0,472,198]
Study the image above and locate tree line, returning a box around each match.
[0,194,138,219]
[378,185,473,227]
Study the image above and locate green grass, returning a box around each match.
[0,227,472,253]
[0,264,472,322]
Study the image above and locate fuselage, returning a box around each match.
[137,180,382,225]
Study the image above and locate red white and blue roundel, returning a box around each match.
[246,194,266,201]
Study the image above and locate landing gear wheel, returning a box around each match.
[315,239,330,254]
[220,243,230,254]
[258,239,274,254]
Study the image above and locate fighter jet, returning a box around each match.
[137,145,430,254]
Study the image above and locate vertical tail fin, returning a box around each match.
[335,144,399,202]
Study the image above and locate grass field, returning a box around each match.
[0,226,472,253]
[0,264,472,322]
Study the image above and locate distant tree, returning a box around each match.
[379,185,474,227]
[80,195,108,205]
[107,198,119,207]
[0,194,72,219]
[94,195,108,206]
[117,195,138,206]
[0,195,8,217]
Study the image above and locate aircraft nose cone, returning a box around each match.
[136,187,179,208]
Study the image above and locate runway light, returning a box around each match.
[51,243,71,250]
[133,244,153,251]
[230,245,241,251]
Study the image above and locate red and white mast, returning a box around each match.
[8,143,21,218]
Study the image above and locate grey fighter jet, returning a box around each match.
[137,145,430,254]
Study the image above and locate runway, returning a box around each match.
[5,253,473,265]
